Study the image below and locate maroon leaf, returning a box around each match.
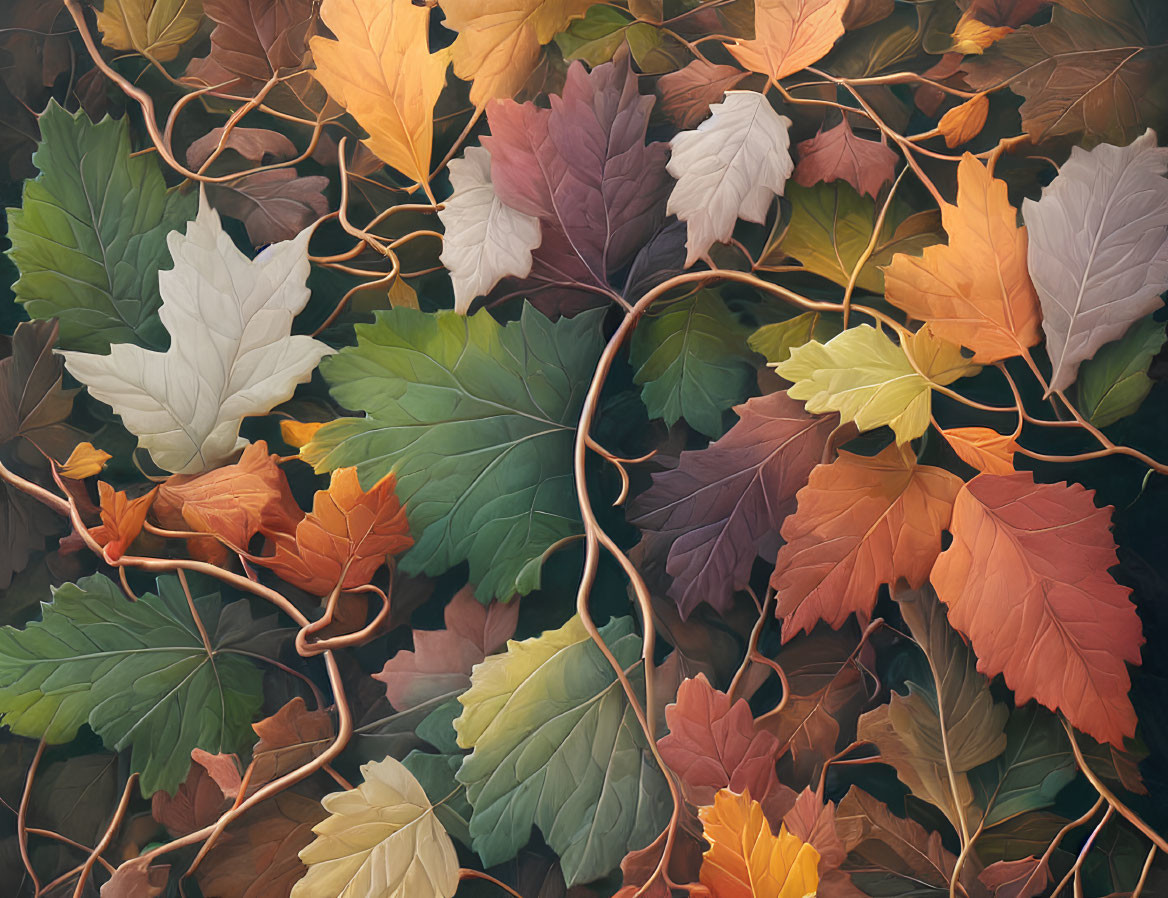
[207,170,329,246]
[656,59,747,130]
[960,0,1050,28]
[793,118,898,199]
[630,392,836,617]
[186,128,298,169]
[978,856,1050,898]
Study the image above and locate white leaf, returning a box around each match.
[666,91,794,267]
[60,194,333,474]
[292,755,459,898]
[1022,128,1168,394]
[438,146,541,314]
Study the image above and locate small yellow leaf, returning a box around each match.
[951,11,1012,55]
[698,789,820,898]
[58,442,112,480]
[311,0,450,188]
[904,324,982,386]
[387,276,420,309]
[440,0,599,107]
[281,420,325,449]
[95,0,204,62]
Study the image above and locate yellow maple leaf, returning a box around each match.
[729,0,849,82]
[440,0,599,107]
[698,789,820,898]
[95,0,204,62]
[311,0,450,190]
[883,154,1042,363]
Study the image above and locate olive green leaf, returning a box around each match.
[1076,316,1166,428]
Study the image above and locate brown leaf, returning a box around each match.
[101,860,169,898]
[631,392,837,618]
[250,697,334,787]
[844,0,893,30]
[978,856,1050,898]
[152,760,232,837]
[207,169,329,247]
[186,128,298,168]
[616,823,709,898]
[0,319,79,463]
[373,585,518,711]
[656,59,747,130]
[793,119,898,199]
[960,0,1049,28]
[190,750,245,800]
[186,0,316,96]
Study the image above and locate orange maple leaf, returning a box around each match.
[772,445,962,639]
[698,789,820,898]
[930,473,1144,746]
[729,0,848,82]
[940,426,1017,475]
[252,467,413,596]
[90,482,157,561]
[883,154,1041,363]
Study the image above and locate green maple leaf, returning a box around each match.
[6,101,195,352]
[453,615,669,886]
[302,303,605,601]
[0,573,273,795]
[630,291,755,439]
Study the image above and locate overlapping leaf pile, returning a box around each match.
[0,0,1165,896]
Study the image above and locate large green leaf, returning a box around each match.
[630,291,755,438]
[971,707,1076,829]
[1075,316,1166,428]
[453,615,670,886]
[302,304,605,600]
[0,573,270,795]
[771,181,941,293]
[5,101,195,352]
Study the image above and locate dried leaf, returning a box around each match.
[728,0,849,81]
[95,0,203,62]
[208,170,330,247]
[978,857,1050,898]
[251,698,334,787]
[793,119,897,199]
[101,860,170,898]
[185,0,315,96]
[186,128,297,169]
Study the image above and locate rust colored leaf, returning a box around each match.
[101,860,169,898]
[90,482,157,561]
[938,94,990,148]
[253,466,412,596]
[631,392,837,618]
[772,445,963,639]
[930,472,1144,746]
[941,426,1017,475]
[658,674,795,823]
[152,759,232,837]
[156,441,302,553]
[657,59,747,130]
[884,154,1041,363]
[616,824,709,898]
[251,697,334,787]
[373,585,519,711]
[793,119,898,199]
[190,749,245,800]
[729,0,849,82]
[978,856,1050,898]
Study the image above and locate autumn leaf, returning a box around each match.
[658,674,795,821]
[883,154,1041,363]
[252,467,412,596]
[931,472,1144,746]
[280,420,325,450]
[186,127,297,169]
[101,859,170,897]
[250,698,335,788]
[57,442,110,480]
[773,446,962,638]
[793,118,898,199]
[207,170,330,247]
[293,756,459,898]
[775,324,978,443]
[374,585,519,711]
[311,0,450,189]
[0,319,79,462]
[90,482,157,561]
[697,788,820,898]
[95,0,203,62]
[60,195,333,475]
[728,0,848,82]
[938,94,990,148]
[667,91,793,267]
[440,0,599,107]
[631,392,837,617]
[951,11,1012,54]
[941,426,1017,474]
[1021,130,1168,394]
[657,59,748,129]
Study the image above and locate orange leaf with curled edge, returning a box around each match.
[90,482,157,561]
[251,466,413,596]
[772,445,962,640]
[883,154,1041,363]
[155,441,302,553]
[698,789,820,898]
[941,426,1017,475]
[930,472,1144,746]
[57,441,110,480]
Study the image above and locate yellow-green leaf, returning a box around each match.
[95,0,204,62]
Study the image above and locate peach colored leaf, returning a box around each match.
[773,445,962,639]
[941,426,1017,474]
[658,674,795,822]
[630,392,837,618]
[440,0,599,107]
[252,467,412,596]
[657,59,748,130]
[57,441,110,480]
[250,698,334,788]
[155,441,301,553]
[728,0,848,81]
[190,749,244,799]
[883,154,1041,363]
[374,585,519,711]
[1021,129,1168,394]
[782,789,865,896]
[930,472,1144,746]
[793,119,897,200]
[938,94,990,148]
[90,482,157,561]
[310,0,450,188]
[698,789,820,898]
